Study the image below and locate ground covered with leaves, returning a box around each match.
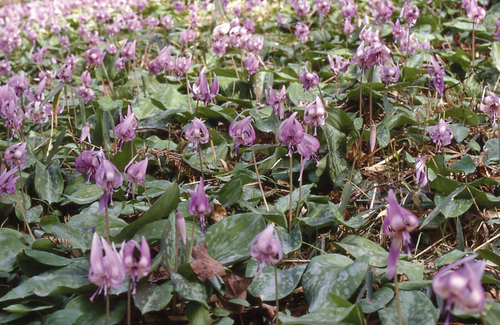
[1,0,500,324]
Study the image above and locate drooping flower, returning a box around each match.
[383,189,419,280]
[327,54,349,75]
[244,53,259,80]
[432,254,485,325]
[294,22,310,42]
[88,233,126,301]
[401,0,420,26]
[175,55,192,77]
[120,40,136,60]
[184,117,210,150]
[369,121,377,153]
[479,90,500,124]
[277,112,305,156]
[429,119,454,152]
[304,96,327,135]
[299,70,319,92]
[389,19,405,41]
[115,57,126,71]
[85,48,106,66]
[365,41,391,67]
[265,86,287,120]
[379,63,400,88]
[179,27,196,47]
[250,224,283,277]
[124,156,148,196]
[316,0,331,16]
[95,159,123,214]
[76,150,103,184]
[176,209,187,245]
[121,236,151,294]
[297,134,320,181]
[344,17,354,35]
[229,113,256,155]
[80,122,91,144]
[81,71,91,87]
[462,0,485,24]
[3,142,27,167]
[428,55,446,96]
[0,167,19,196]
[340,0,358,18]
[188,68,219,106]
[114,106,137,151]
[415,156,428,188]
[77,86,95,104]
[187,177,211,233]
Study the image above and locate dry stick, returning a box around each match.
[288,154,293,232]
[274,265,280,325]
[251,146,269,211]
[14,191,35,241]
[394,273,403,325]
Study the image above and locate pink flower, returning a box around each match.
[80,122,91,144]
[299,70,319,92]
[295,22,310,42]
[415,156,428,187]
[265,86,287,120]
[379,63,400,88]
[0,167,19,196]
[120,40,136,60]
[176,209,187,245]
[95,159,123,214]
[121,236,151,293]
[229,113,256,155]
[277,112,304,156]
[86,48,106,66]
[429,119,454,152]
[114,106,137,151]
[304,96,327,135]
[244,53,259,80]
[297,134,320,181]
[188,68,219,106]
[124,157,148,196]
[184,117,210,149]
[3,142,26,167]
[188,177,211,233]
[250,224,283,276]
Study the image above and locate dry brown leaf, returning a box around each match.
[190,242,226,282]
[211,199,227,222]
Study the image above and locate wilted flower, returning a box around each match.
[95,159,123,214]
[88,233,126,301]
[188,68,219,106]
[277,112,304,156]
[114,106,137,151]
[297,134,320,181]
[265,86,287,120]
[124,157,148,196]
[295,22,310,42]
[188,177,211,233]
[304,96,327,135]
[479,90,500,124]
[0,167,19,196]
[3,142,26,167]
[327,54,349,75]
[121,236,151,294]
[244,53,259,80]
[383,189,419,280]
[86,48,106,66]
[415,156,428,187]
[299,70,319,92]
[379,63,400,88]
[369,121,377,153]
[176,209,187,245]
[432,254,485,325]
[229,113,256,155]
[120,40,136,59]
[250,224,283,277]
[184,117,210,149]
[428,55,446,96]
[429,119,454,152]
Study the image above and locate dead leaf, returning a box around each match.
[190,242,226,282]
[218,273,253,314]
[211,199,227,222]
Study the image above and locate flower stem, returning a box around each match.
[198,145,205,182]
[14,191,35,242]
[251,146,269,211]
[274,265,279,325]
[369,68,374,122]
[394,272,403,325]
[143,185,152,207]
[273,114,278,144]
[187,216,196,263]
[106,296,110,325]
[359,77,363,119]
[472,24,476,69]
[186,72,193,113]
[288,154,293,232]
[127,279,132,325]
[105,204,110,243]
[295,155,303,219]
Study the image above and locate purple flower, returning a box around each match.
[415,156,428,187]
[175,55,192,77]
[462,0,485,24]
[344,17,354,35]
[277,12,291,25]
[57,64,73,83]
[76,150,103,184]
[359,27,380,44]
[365,41,391,67]
[0,59,12,76]
[265,86,287,120]
[121,236,151,294]
[106,43,118,55]
[86,48,106,66]
[244,53,260,80]
[88,233,126,301]
[77,86,95,104]
[173,0,186,12]
[379,63,400,88]
[432,254,485,325]
[188,177,211,233]
[115,57,126,71]
[401,1,420,26]
[176,209,187,245]
[120,40,136,60]
[114,106,137,151]
[243,18,255,34]
[184,117,210,149]
[340,0,358,18]
[479,90,500,124]
[213,23,231,41]
[80,122,91,144]
[179,27,196,47]
[188,68,219,106]
[389,19,405,41]
[229,113,256,155]
[352,42,373,72]
[3,142,26,167]
[8,72,28,97]
[277,112,305,156]
[160,15,174,29]
[31,47,47,64]
[293,0,310,18]
[299,70,319,92]
[316,0,331,16]
[233,4,242,17]
[295,22,310,42]
[327,54,349,75]
[95,159,123,214]
[246,37,264,53]
[81,71,91,87]
[304,96,327,135]
[429,119,454,152]
[297,134,320,181]
[0,167,19,196]
[383,189,419,280]
[429,55,446,96]
[370,121,377,153]
[211,40,227,56]
[88,32,101,47]
[124,157,148,196]
[250,224,283,277]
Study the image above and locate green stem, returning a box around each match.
[472,24,475,69]
[14,191,35,242]
[394,271,403,325]
[187,216,196,263]
[127,279,132,325]
[369,68,374,122]
[198,145,205,182]
[288,154,293,232]
[359,76,363,119]
[106,296,110,325]
[274,265,279,325]
[143,185,152,207]
[295,155,303,219]
[105,204,110,243]
[251,146,269,211]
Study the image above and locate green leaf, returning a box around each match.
[274,184,313,214]
[35,161,64,204]
[420,186,466,228]
[134,282,174,314]
[448,125,469,143]
[66,294,126,325]
[114,182,179,241]
[449,154,476,175]
[40,216,93,251]
[359,287,394,314]
[279,305,359,324]
[485,301,500,325]
[476,249,500,266]
[322,124,350,183]
[132,97,162,120]
[205,213,266,265]
[217,176,243,207]
[276,224,302,254]
[171,272,208,308]
[246,260,306,301]
[378,290,438,325]
[492,42,500,72]
[435,250,466,267]
[298,202,340,228]
[64,184,104,205]
[434,192,473,218]
[185,302,211,325]
[302,254,368,311]
[333,235,389,267]
[43,309,84,325]
[0,229,27,273]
